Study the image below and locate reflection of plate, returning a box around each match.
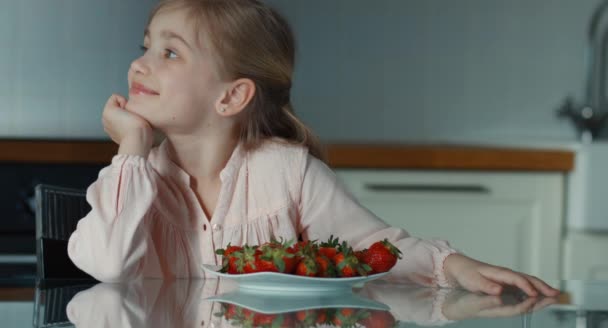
[202,264,389,293]
[206,289,390,314]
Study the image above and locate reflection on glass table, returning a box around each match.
[52,278,557,328]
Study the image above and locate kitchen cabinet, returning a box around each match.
[563,231,608,280]
[336,169,564,281]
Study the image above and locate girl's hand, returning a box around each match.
[102,94,154,157]
[443,254,560,297]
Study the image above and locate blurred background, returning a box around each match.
[0,0,596,141]
[1,0,607,285]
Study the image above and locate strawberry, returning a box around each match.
[295,256,318,276]
[315,255,336,277]
[333,243,371,277]
[318,235,340,259]
[258,238,297,273]
[354,249,366,262]
[215,243,242,274]
[358,310,397,328]
[362,239,403,273]
[234,245,260,273]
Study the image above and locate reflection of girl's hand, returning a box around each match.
[102,94,154,157]
[442,290,557,321]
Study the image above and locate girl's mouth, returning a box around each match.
[130,82,159,96]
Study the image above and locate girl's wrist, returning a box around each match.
[118,130,153,157]
[443,253,463,287]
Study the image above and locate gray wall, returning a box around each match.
[0,0,602,142]
[267,0,600,143]
[0,0,157,139]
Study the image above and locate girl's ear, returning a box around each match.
[216,78,256,116]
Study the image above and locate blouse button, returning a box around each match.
[212,224,222,231]
[203,224,207,231]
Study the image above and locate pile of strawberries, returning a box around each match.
[215,236,402,277]
[217,303,397,327]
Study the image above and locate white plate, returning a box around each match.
[206,290,390,314]
[202,264,389,293]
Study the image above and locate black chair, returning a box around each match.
[35,184,94,280]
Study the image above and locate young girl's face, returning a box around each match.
[125,8,226,134]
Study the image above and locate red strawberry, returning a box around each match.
[318,235,340,259]
[363,239,403,273]
[315,255,336,277]
[333,243,371,277]
[295,256,318,276]
[234,245,260,273]
[358,310,397,328]
[215,244,242,274]
[258,238,297,273]
[355,249,366,262]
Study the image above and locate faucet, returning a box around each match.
[557,0,608,141]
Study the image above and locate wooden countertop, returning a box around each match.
[0,140,575,172]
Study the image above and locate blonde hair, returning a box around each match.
[148,0,326,161]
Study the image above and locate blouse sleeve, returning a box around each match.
[298,154,459,287]
[67,154,160,282]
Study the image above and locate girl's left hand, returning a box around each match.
[443,254,561,297]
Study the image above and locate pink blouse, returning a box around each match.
[67,139,458,285]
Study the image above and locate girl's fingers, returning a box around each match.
[482,268,538,297]
[472,274,503,295]
[523,274,561,297]
[106,94,127,109]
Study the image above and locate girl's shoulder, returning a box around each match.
[249,137,309,161]
[245,137,310,178]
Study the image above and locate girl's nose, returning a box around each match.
[130,56,150,75]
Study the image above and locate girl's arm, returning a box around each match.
[298,154,560,296]
[297,154,458,287]
[67,154,159,282]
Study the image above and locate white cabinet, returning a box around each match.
[563,231,608,280]
[336,169,564,281]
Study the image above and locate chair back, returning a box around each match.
[35,184,93,280]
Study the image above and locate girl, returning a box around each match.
[68,0,559,297]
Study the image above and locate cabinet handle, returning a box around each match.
[364,183,491,194]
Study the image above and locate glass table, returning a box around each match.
[0,277,604,328]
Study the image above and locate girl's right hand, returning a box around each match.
[102,94,154,157]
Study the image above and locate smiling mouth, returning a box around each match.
[130,82,159,96]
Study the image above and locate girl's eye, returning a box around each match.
[164,49,178,59]
[139,45,148,53]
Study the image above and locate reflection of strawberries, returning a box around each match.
[253,312,277,326]
[295,309,318,326]
[362,239,403,274]
[358,310,398,328]
[332,308,371,327]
